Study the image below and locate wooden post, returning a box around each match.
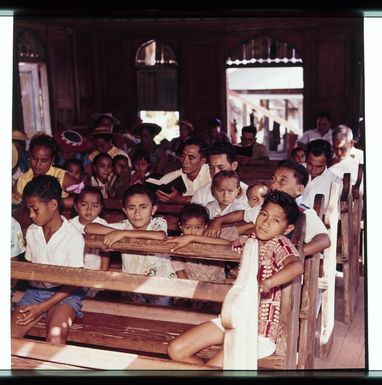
[319,181,341,357]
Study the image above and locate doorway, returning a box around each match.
[18,62,52,142]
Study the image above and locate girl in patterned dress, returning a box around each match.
[166,190,303,366]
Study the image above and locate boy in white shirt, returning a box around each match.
[11,175,85,345]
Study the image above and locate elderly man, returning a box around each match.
[329,125,362,185]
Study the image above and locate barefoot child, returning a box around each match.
[11,175,86,344]
[164,191,304,366]
[84,183,174,305]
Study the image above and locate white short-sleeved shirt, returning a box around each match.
[11,217,25,257]
[295,196,329,243]
[157,164,211,196]
[302,168,343,212]
[329,155,360,186]
[206,199,248,220]
[25,216,85,288]
[298,128,333,146]
[69,216,109,270]
[191,181,248,207]
[107,217,175,278]
[243,205,261,224]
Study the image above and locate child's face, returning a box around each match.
[25,196,57,227]
[254,202,294,241]
[180,216,207,236]
[123,193,156,229]
[93,137,112,153]
[75,192,103,225]
[133,158,150,174]
[114,158,129,175]
[66,163,82,181]
[30,145,54,176]
[270,167,303,197]
[213,178,240,208]
[93,157,112,182]
[247,185,268,208]
[293,149,306,165]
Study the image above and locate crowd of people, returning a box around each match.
[10,110,364,366]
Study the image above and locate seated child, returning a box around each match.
[63,158,91,186]
[130,148,159,185]
[204,182,268,238]
[11,217,26,309]
[171,204,226,284]
[205,170,247,220]
[110,154,131,199]
[290,147,307,167]
[84,183,174,306]
[11,175,86,344]
[90,152,115,199]
[165,190,304,366]
[69,186,110,297]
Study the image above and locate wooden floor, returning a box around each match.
[314,274,365,369]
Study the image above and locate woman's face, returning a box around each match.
[29,145,54,176]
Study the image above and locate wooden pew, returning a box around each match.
[237,160,278,186]
[11,219,307,370]
[317,180,342,357]
[351,163,364,289]
[296,194,323,369]
[336,173,357,325]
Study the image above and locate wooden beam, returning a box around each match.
[84,234,240,262]
[11,260,231,302]
[12,290,218,324]
[12,338,214,370]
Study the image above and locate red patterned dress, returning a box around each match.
[232,233,301,346]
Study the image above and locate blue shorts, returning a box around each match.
[16,286,87,319]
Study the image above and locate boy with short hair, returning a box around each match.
[165,191,304,366]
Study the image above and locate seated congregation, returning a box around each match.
[11,112,364,370]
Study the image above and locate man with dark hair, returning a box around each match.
[297,111,334,149]
[155,137,211,204]
[191,142,248,206]
[236,125,269,166]
[302,140,342,211]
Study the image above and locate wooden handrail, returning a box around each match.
[84,234,240,262]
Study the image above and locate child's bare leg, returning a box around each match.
[167,320,224,365]
[45,304,75,344]
[100,253,110,271]
[11,306,44,338]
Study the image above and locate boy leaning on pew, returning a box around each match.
[205,159,331,257]
[163,190,304,366]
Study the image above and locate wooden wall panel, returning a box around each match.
[47,27,75,130]
[74,34,94,125]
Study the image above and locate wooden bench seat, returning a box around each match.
[22,310,221,361]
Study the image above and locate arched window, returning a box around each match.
[17,29,52,138]
[226,36,303,156]
[135,40,179,143]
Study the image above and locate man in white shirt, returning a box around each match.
[191,142,248,207]
[297,111,334,149]
[155,137,211,204]
[302,139,342,211]
[329,125,362,185]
